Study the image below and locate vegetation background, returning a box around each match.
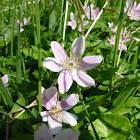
[0,0,140,139]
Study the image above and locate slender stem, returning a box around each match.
[116,27,126,67]
[78,0,88,19]
[111,0,125,88]
[35,0,42,113]
[78,87,99,139]
[85,0,109,38]
[62,0,69,48]
[75,0,84,35]
[103,8,119,13]
[58,0,64,35]
[11,0,16,63]
[17,0,25,98]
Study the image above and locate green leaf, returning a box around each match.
[49,8,57,29]
[88,114,131,139]
[10,97,25,119]
[110,80,140,113]
[0,26,18,47]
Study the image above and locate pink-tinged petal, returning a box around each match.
[124,37,130,43]
[48,115,62,135]
[90,4,94,9]
[54,129,80,140]
[78,25,82,32]
[106,37,114,46]
[58,71,73,94]
[70,36,85,57]
[70,12,76,22]
[132,10,140,16]
[67,21,77,30]
[83,21,89,26]
[40,111,49,122]
[20,28,24,33]
[34,123,53,140]
[41,86,57,110]
[111,28,117,34]
[23,17,30,25]
[79,55,103,71]
[126,0,131,8]
[124,8,127,13]
[136,3,140,9]
[2,74,8,88]
[108,22,114,28]
[133,1,137,9]
[59,111,78,126]
[72,70,95,87]
[51,41,67,62]
[118,44,127,51]
[95,7,99,15]
[43,57,62,72]
[84,1,88,10]
[15,19,20,25]
[59,94,79,110]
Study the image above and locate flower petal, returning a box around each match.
[43,57,62,72]
[41,86,57,110]
[70,36,85,57]
[95,7,99,15]
[72,70,95,87]
[20,28,24,33]
[23,17,30,25]
[40,111,49,122]
[15,19,20,25]
[2,74,8,88]
[118,44,127,51]
[67,21,77,30]
[51,41,67,62]
[59,111,78,126]
[48,115,62,135]
[70,12,76,22]
[54,129,80,140]
[83,21,89,26]
[79,55,102,71]
[59,94,79,110]
[58,71,73,94]
[34,123,53,140]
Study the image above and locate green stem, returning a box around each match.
[35,0,42,113]
[17,0,26,98]
[78,87,99,139]
[111,0,125,88]
[11,0,16,63]
[75,0,84,35]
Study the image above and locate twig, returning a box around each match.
[75,0,84,35]
[62,0,69,48]
[103,8,119,13]
[51,79,58,87]
[6,99,37,140]
[85,0,109,38]
[130,37,140,42]
[115,72,124,78]
[130,27,140,35]
[78,0,88,19]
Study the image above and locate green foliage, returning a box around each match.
[0,0,140,139]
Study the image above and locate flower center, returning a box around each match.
[63,53,81,72]
[50,104,62,118]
